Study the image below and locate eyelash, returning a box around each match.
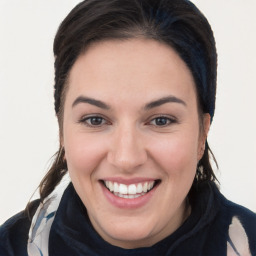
[147,115,177,127]
[79,115,177,128]
[79,115,110,127]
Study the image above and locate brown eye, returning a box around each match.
[155,117,169,126]
[149,116,176,127]
[89,117,104,125]
[81,116,107,127]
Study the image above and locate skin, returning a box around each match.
[62,39,211,248]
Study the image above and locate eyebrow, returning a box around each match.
[72,95,186,110]
[144,96,187,110]
[72,96,111,110]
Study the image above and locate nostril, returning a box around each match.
[107,149,147,171]
[107,130,147,170]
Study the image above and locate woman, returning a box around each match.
[1,0,255,255]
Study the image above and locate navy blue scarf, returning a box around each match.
[1,181,256,255]
[48,182,231,255]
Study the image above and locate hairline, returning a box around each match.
[57,37,206,137]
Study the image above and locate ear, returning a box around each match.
[59,129,64,147]
[60,136,64,148]
[59,133,66,160]
[197,113,211,161]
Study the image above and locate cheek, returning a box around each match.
[149,133,199,175]
[64,131,107,177]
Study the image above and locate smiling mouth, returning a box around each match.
[101,180,161,199]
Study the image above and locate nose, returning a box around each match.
[107,124,147,172]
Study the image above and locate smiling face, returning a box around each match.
[62,39,210,248]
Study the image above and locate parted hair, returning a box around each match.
[38,0,218,203]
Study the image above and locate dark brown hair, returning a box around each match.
[38,0,218,203]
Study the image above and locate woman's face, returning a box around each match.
[62,39,210,248]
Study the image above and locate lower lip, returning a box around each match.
[101,182,158,209]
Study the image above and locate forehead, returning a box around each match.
[67,39,197,106]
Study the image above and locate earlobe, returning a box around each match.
[198,113,211,160]
[59,133,64,147]
[59,135,66,160]
[203,113,211,138]
[197,145,205,161]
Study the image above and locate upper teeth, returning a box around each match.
[104,181,155,195]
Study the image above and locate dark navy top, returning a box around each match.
[1,182,256,256]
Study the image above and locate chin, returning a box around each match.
[105,226,155,249]
[91,213,158,248]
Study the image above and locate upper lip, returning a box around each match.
[100,177,160,185]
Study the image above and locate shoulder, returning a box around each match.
[210,183,256,229]
[221,196,256,236]
[0,199,40,256]
[218,192,256,255]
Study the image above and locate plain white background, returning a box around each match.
[0,0,255,224]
